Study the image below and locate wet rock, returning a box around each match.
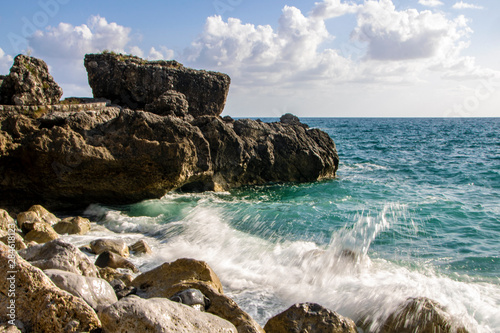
[0,54,63,106]
[170,288,210,311]
[264,303,357,333]
[53,216,91,235]
[19,239,99,277]
[381,297,469,333]
[131,258,264,333]
[23,222,59,244]
[110,279,137,299]
[84,53,230,118]
[129,239,152,255]
[0,242,101,332]
[97,266,134,285]
[90,238,129,257]
[94,250,138,273]
[44,269,118,310]
[98,295,236,333]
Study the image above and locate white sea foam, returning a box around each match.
[85,201,499,332]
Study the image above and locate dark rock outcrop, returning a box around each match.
[0,53,338,210]
[0,54,62,106]
[84,53,230,117]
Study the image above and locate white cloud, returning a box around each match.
[0,48,14,74]
[418,0,444,7]
[28,15,131,59]
[352,0,472,62]
[452,2,484,10]
[147,46,175,60]
[311,0,361,19]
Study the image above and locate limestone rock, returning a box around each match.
[145,90,191,119]
[53,216,91,235]
[0,232,27,250]
[98,295,237,333]
[131,258,264,333]
[264,303,357,333]
[17,205,59,233]
[94,251,138,273]
[129,239,153,255]
[98,266,134,285]
[90,238,129,257]
[0,242,101,332]
[0,323,22,332]
[0,209,16,233]
[0,54,62,106]
[0,109,212,209]
[19,239,99,277]
[84,53,230,117]
[23,222,59,243]
[44,269,118,310]
[381,297,469,333]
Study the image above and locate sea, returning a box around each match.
[62,117,500,332]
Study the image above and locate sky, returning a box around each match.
[0,0,499,117]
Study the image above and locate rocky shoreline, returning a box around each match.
[0,53,468,332]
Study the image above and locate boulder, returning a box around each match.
[381,297,469,333]
[264,303,357,333]
[94,251,138,273]
[98,295,237,333]
[90,238,129,257]
[0,242,101,332]
[0,233,27,250]
[131,258,264,333]
[84,53,230,117]
[129,239,153,255]
[0,54,63,106]
[145,90,191,119]
[0,323,22,332]
[97,266,134,285]
[19,239,99,277]
[44,269,118,310]
[17,205,59,233]
[170,288,210,311]
[0,209,16,233]
[53,216,91,235]
[23,222,59,244]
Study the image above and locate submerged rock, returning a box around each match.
[0,54,62,106]
[84,52,230,117]
[0,242,101,332]
[98,295,237,332]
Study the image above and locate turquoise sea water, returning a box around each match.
[83,118,500,332]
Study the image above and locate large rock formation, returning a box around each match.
[0,54,63,105]
[0,54,339,210]
[84,53,230,117]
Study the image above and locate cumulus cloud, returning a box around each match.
[185,6,353,85]
[418,0,444,7]
[311,0,361,19]
[0,48,14,74]
[147,46,175,60]
[29,15,131,59]
[352,0,471,62]
[452,2,484,10]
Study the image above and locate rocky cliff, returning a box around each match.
[0,54,338,210]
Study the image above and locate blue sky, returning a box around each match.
[1,0,499,117]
